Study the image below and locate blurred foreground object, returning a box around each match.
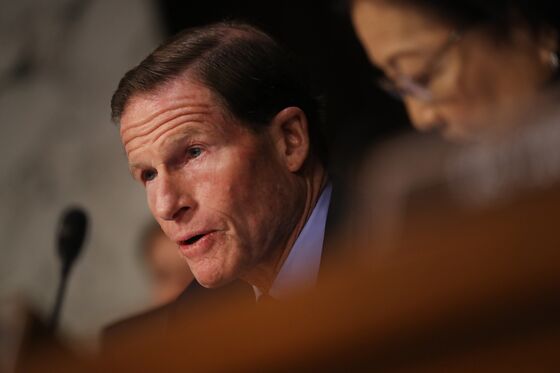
[18,185,560,371]
[0,300,66,373]
[355,88,560,249]
[18,95,560,371]
[0,301,27,373]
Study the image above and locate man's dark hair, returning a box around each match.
[111,21,327,164]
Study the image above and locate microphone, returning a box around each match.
[47,207,88,333]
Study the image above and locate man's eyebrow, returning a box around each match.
[126,127,207,175]
[125,123,206,159]
[122,109,209,151]
[159,126,206,147]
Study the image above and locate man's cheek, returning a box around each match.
[146,188,158,216]
[198,170,245,208]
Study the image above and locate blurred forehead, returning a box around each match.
[351,0,451,67]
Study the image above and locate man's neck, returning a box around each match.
[242,162,328,294]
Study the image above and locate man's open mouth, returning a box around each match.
[181,234,205,245]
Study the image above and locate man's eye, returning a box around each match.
[187,147,203,159]
[141,169,157,182]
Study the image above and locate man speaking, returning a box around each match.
[111,21,332,300]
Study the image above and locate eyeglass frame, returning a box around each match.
[377,31,463,103]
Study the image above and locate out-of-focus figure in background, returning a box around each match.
[350,0,560,141]
[346,0,560,249]
[140,221,193,308]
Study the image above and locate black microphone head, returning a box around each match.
[57,207,88,267]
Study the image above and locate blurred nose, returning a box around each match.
[150,171,192,221]
[404,98,443,133]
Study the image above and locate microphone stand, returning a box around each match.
[47,260,72,334]
[46,207,88,334]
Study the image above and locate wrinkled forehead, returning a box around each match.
[119,76,231,133]
[118,76,251,153]
[122,76,218,118]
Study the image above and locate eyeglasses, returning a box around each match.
[377,31,462,103]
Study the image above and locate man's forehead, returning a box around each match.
[118,79,253,154]
[123,78,217,119]
[119,78,227,138]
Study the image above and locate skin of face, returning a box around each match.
[352,0,556,141]
[120,75,324,292]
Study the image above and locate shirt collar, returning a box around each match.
[254,183,332,300]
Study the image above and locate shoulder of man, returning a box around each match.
[102,280,254,347]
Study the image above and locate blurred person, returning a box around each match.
[350,0,560,141]
[140,221,193,307]
[110,21,336,302]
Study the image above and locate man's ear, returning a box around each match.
[268,107,310,173]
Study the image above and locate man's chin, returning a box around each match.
[193,270,232,289]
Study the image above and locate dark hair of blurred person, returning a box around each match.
[350,0,559,141]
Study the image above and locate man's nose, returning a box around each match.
[150,172,192,221]
[404,98,444,133]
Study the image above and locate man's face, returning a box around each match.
[120,78,305,288]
